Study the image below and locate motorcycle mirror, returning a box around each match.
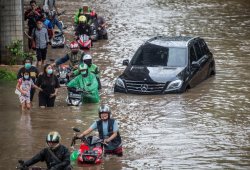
[18,160,24,164]
[65,44,70,49]
[73,127,81,132]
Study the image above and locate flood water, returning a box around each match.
[1,0,250,169]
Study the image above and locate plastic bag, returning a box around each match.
[15,88,21,96]
[70,150,79,161]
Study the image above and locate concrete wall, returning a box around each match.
[0,0,24,64]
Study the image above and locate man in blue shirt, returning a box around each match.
[77,105,123,156]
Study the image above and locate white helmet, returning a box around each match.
[83,54,92,60]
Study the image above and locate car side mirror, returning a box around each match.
[191,61,200,69]
[122,59,129,66]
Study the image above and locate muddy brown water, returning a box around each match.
[1,0,250,169]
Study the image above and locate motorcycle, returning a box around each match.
[70,127,105,164]
[16,160,47,170]
[66,87,88,106]
[77,34,92,49]
[90,23,98,42]
[55,64,71,86]
[97,26,108,40]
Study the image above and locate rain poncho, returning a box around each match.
[67,72,100,103]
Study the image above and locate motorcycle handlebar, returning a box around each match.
[67,87,89,94]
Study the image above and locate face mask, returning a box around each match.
[81,71,87,75]
[47,69,53,75]
[24,63,31,69]
[81,71,88,77]
[24,75,29,79]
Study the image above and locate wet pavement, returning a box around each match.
[0,0,250,169]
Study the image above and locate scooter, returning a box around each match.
[16,160,47,170]
[51,31,65,48]
[51,10,67,48]
[66,87,88,106]
[70,127,105,164]
[55,64,71,85]
[77,34,92,49]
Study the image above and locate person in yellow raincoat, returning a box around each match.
[67,63,100,103]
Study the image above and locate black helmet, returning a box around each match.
[46,131,61,144]
[98,105,111,118]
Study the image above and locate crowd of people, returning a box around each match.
[19,0,109,109]
[15,1,123,169]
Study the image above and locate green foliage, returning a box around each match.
[0,68,16,81]
[6,40,30,65]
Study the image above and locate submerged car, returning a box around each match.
[114,36,215,94]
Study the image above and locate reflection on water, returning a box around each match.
[1,0,250,169]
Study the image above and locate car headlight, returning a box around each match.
[165,80,183,91]
[115,78,125,88]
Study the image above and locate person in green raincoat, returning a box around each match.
[73,54,101,89]
[67,63,100,103]
[74,5,92,25]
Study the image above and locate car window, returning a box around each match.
[130,44,186,67]
[194,42,203,60]
[167,48,186,67]
[189,46,197,63]
[199,39,209,55]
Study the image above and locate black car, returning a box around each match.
[114,36,216,94]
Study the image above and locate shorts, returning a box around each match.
[19,95,31,104]
[36,48,47,61]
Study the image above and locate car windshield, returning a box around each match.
[130,43,187,67]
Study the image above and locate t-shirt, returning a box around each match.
[90,120,118,137]
[18,78,34,97]
[36,74,60,95]
[17,66,39,83]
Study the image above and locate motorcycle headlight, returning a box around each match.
[115,78,125,88]
[165,80,183,91]
[72,100,79,106]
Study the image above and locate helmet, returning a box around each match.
[90,11,96,17]
[79,15,87,23]
[78,63,88,71]
[83,54,92,60]
[82,5,90,13]
[70,41,79,53]
[98,105,111,118]
[82,54,92,66]
[70,41,79,49]
[46,131,61,143]
[78,63,88,77]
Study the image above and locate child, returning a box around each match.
[16,71,42,110]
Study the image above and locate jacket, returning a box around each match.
[23,144,70,170]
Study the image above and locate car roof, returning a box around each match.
[146,36,198,48]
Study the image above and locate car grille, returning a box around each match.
[125,80,166,94]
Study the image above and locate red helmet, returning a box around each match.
[90,11,96,17]
[70,41,79,53]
